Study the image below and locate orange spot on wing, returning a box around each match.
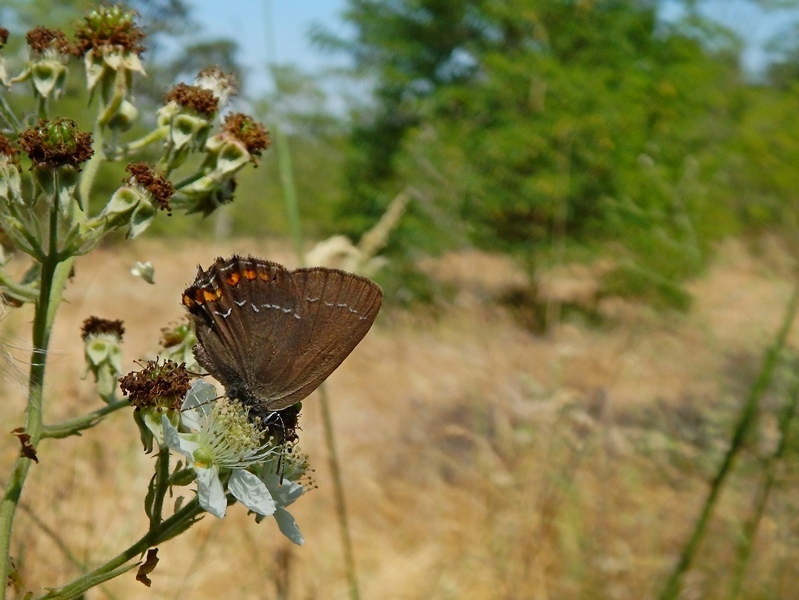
[202,289,219,302]
[242,268,257,280]
[225,272,241,286]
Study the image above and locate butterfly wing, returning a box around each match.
[248,266,383,411]
[184,257,382,413]
[184,257,306,398]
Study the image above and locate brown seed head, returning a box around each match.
[25,27,73,56]
[74,5,146,57]
[119,359,191,411]
[165,82,218,118]
[81,316,125,341]
[125,162,174,214]
[18,119,94,169]
[222,113,270,164]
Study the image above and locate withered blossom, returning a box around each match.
[164,83,219,118]
[125,162,174,214]
[221,113,270,165]
[73,6,145,57]
[18,119,94,169]
[119,358,191,412]
[25,27,73,56]
[81,316,125,341]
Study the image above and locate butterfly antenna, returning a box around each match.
[180,390,223,413]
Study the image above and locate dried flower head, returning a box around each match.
[81,316,125,393]
[11,27,73,98]
[165,83,218,118]
[0,135,19,167]
[18,119,94,169]
[25,27,73,56]
[125,162,174,214]
[119,358,191,411]
[221,113,270,164]
[81,316,125,341]
[0,28,9,48]
[73,5,145,57]
[195,67,238,107]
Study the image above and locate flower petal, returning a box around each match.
[229,469,276,517]
[261,472,304,508]
[162,416,200,459]
[196,466,226,518]
[182,380,217,430]
[274,508,304,546]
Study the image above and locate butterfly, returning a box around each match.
[182,255,382,421]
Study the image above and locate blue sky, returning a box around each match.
[191,0,350,98]
[189,0,799,101]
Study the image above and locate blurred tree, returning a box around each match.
[315,0,766,309]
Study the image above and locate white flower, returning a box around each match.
[259,469,305,545]
[163,380,277,519]
[131,261,155,284]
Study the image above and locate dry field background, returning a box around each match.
[1,236,799,599]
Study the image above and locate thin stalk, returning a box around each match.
[263,1,360,595]
[275,126,304,263]
[727,378,799,600]
[268,50,361,600]
[659,281,799,600]
[41,399,128,439]
[0,95,23,133]
[274,123,361,600]
[79,114,107,208]
[318,386,361,600]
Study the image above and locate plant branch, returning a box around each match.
[659,281,799,600]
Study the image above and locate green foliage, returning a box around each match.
[321,0,795,309]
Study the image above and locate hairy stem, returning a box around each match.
[0,197,65,600]
[37,499,203,600]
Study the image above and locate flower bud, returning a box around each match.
[106,99,139,132]
[10,28,73,100]
[81,316,125,399]
[74,6,146,101]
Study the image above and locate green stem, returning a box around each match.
[37,499,203,600]
[36,95,47,120]
[275,126,304,262]
[0,95,22,133]
[79,118,106,209]
[41,399,129,439]
[150,447,170,526]
[172,171,204,191]
[727,378,799,599]
[659,281,799,600]
[0,202,64,600]
[97,70,126,128]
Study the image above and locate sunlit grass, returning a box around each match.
[1,237,799,598]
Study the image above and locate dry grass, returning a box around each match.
[2,237,799,599]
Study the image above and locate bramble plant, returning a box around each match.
[0,7,311,598]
